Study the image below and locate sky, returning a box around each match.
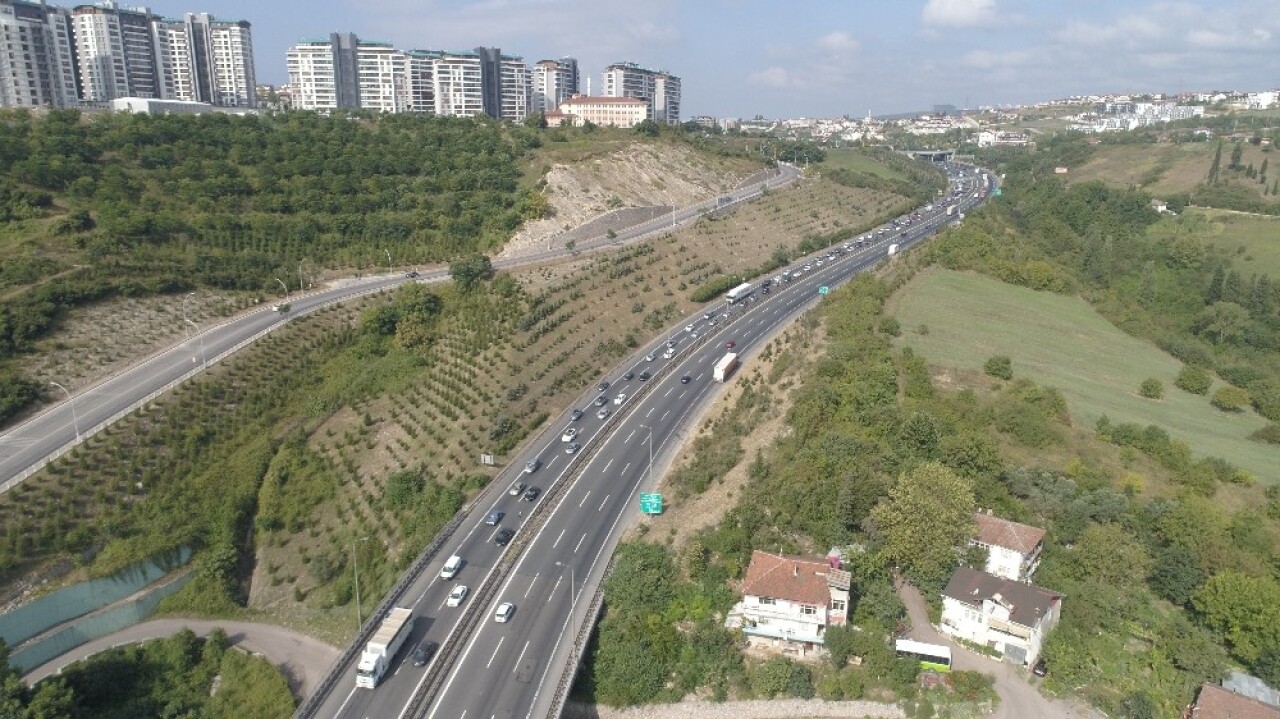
[140,0,1280,118]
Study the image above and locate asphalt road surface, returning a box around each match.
[308,168,991,719]
[0,166,801,491]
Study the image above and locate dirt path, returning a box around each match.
[21,618,339,699]
[564,698,903,719]
[895,581,1101,719]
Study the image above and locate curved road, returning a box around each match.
[0,165,801,491]
[304,167,992,719]
[22,619,339,699]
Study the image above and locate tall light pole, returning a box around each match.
[275,278,288,299]
[668,191,675,230]
[182,292,205,366]
[298,261,306,292]
[49,381,80,442]
[383,248,392,274]
[352,536,370,630]
[638,423,654,487]
[182,291,195,341]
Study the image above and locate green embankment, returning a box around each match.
[893,267,1276,483]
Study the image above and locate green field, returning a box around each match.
[821,148,907,180]
[892,268,1277,483]
[1068,142,1275,198]
[1183,207,1280,277]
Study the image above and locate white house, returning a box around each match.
[940,567,1062,667]
[726,551,851,656]
[971,511,1046,582]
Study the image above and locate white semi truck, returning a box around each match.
[888,243,900,256]
[713,352,739,382]
[726,282,754,304]
[356,607,414,689]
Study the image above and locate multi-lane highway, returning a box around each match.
[306,165,993,719]
[0,165,801,491]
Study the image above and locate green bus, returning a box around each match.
[895,638,952,672]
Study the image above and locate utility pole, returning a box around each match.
[49,381,80,441]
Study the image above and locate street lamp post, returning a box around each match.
[383,249,392,274]
[352,536,370,630]
[49,381,80,441]
[182,292,205,366]
[275,278,289,299]
[182,291,195,341]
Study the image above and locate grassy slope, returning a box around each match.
[1068,141,1276,197]
[1184,207,1280,276]
[820,148,908,180]
[892,267,1276,483]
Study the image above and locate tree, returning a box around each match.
[1204,266,1225,304]
[1139,378,1164,399]
[1194,301,1249,344]
[1211,386,1249,412]
[1193,570,1280,662]
[1229,142,1244,170]
[633,119,661,137]
[1149,544,1205,606]
[448,253,493,292]
[1175,365,1212,395]
[984,355,1013,380]
[1064,523,1151,590]
[1207,140,1222,184]
[868,462,976,584]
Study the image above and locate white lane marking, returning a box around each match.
[333,687,357,718]
[621,462,630,474]
[546,454,559,468]
[486,637,505,669]
[598,494,610,512]
[524,574,538,598]
[624,429,635,442]
[664,387,673,398]
[552,529,566,548]
[548,575,564,602]
[578,490,591,508]
[603,457,614,472]
[645,407,654,418]
[512,641,531,676]
[661,410,670,422]
[574,533,587,554]
[680,390,687,399]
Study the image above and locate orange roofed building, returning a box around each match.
[726,550,851,657]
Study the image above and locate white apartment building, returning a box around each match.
[73,1,162,102]
[0,0,80,108]
[198,14,254,107]
[558,94,646,128]
[500,55,528,122]
[286,39,338,110]
[431,50,483,117]
[532,57,577,114]
[356,41,408,113]
[939,567,1062,667]
[601,61,680,124]
[971,511,1045,582]
[725,551,851,657]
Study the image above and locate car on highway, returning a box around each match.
[561,427,578,442]
[613,393,627,405]
[622,370,635,381]
[593,395,608,407]
[645,352,656,362]
[447,585,469,607]
[803,264,812,272]
[565,442,581,454]
[440,554,462,580]
[663,348,675,359]
[494,602,516,623]
[509,481,527,496]
[494,528,515,546]
[638,371,651,381]
[597,380,610,392]
[570,408,583,421]
[703,312,714,320]
[666,339,677,348]
[406,271,419,278]
[485,510,504,526]
[681,374,691,384]
[596,407,610,420]
[725,340,735,349]
[412,639,437,667]
[522,460,539,475]
[521,486,540,501]
[685,324,694,333]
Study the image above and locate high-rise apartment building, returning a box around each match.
[404,49,435,113]
[286,32,363,111]
[153,12,255,107]
[431,50,483,117]
[602,61,680,124]
[473,46,528,122]
[531,57,577,114]
[355,40,408,113]
[72,1,160,102]
[0,0,80,108]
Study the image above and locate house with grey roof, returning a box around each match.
[939,566,1062,667]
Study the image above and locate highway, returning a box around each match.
[307,166,992,719]
[0,165,801,491]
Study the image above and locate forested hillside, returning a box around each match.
[0,109,541,424]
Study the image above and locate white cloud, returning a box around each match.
[748,67,795,89]
[817,31,858,54]
[922,0,999,28]
[962,49,1031,69]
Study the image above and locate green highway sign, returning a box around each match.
[819,286,830,295]
[993,188,1003,196]
[640,493,664,515]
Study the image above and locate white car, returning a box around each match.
[596,407,610,420]
[645,352,656,362]
[447,585,469,607]
[494,602,515,623]
[685,324,694,333]
[614,393,627,405]
[561,427,579,442]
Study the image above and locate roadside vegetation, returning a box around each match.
[0,629,294,718]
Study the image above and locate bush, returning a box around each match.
[1211,386,1250,412]
[1175,365,1212,395]
[1139,378,1164,399]
[689,275,738,303]
[1249,424,1280,445]
[880,317,901,337]
[984,355,1013,380]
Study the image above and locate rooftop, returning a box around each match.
[742,551,845,606]
[1192,683,1280,719]
[974,512,1046,555]
[943,567,1061,628]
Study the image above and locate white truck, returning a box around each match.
[713,352,739,382]
[946,205,958,217]
[725,282,754,304]
[356,607,414,689]
[888,243,900,256]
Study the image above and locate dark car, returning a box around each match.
[570,408,583,421]
[485,510,504,526]
[593,395,608,407]
[494,528,515,546]
[680,375,691,384]
[406,271,419,278]
[725,340,735,349]
[622,371,635,381]
[638,371,651,381]
[1031,659,1047,677]
[412,639,438,667]
[597,380,610,392]
[522,486,540,502]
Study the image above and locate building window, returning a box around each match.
[800,605,817,616]
[831,599,846,612]
[759,597,775,606]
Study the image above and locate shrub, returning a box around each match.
[1249,424,1280,445]
[1211,386,1249,412]
[880,317,901,337]
[1175,365,1212,395]
[984,355,1013,380]
[1139,378,1164,399]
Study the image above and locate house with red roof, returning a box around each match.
[726,550,851,656]
[971,510,1046,582]
[1189,682,1280,719]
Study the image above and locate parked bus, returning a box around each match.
[895,639,952,672]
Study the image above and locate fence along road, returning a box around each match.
[0,164,799,493]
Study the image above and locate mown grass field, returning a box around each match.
[891,268,1277,483]
[1183,207,1280,277]
[821,148,908,180]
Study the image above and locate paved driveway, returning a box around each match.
[895,580,1101,719]
[22,618,339,699]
